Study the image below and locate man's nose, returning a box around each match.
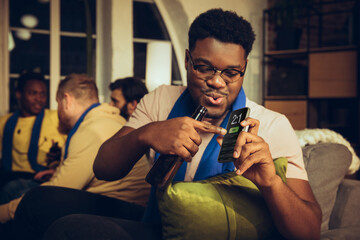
[35,93,43,101]
[206,71,226,88]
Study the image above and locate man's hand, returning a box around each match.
[142,117,226,162]
[34,169,55,182]
[46,140,62,169]
[217,117,277,188]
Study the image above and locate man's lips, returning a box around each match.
[33,104,43,111]
[205,93,227,105]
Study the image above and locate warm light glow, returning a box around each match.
[15,29,31,41]
[145,41,172,92]
[8,32,15,51]
[21,14,39,28]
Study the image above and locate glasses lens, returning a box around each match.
[191,58,244,83]
[195,65,215,79]
[221,69,241,83]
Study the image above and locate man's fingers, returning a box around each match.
[216,136,223,146]
[183,138,200,157]
[234,140,272,176]
[194,120,227,135]
[234,144,262,175]
[177,146,193,162]
[233,132,263,158]
[235,154,259,175]
[241,117,259,135]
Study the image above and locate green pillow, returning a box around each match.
[157,157,287,240]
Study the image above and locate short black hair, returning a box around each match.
[109,77,148,103]
[17,72,46,93]
[188,8,256,57]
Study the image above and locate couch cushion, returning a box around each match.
[302,143,351,231]
[158,157,287,240]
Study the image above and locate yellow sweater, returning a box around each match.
[0,109,66,172]
[0,104,150,222]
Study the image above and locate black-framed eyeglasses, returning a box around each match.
[188,51,246,84]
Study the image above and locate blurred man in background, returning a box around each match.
[0,72,66,203]
[8,74,150,240]
[109,77,148,120]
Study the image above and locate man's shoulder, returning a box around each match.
[149,85,186,100]
[126,85,186,126]
[43,109,59,119]
[79,104,125,139]
[87,103,126,126]
[140,85,186,110]
[0,113,12,137]
[0,113,13,126]
[246,99,293,136]
[44,109,57,115]
[247,99,286,122]
[42,109,61,126]
[41,109,67,140]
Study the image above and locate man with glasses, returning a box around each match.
[27,9,321,240]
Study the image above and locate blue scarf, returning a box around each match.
[63,103,100,160]
[143,87,246,223]
[2,109,46,172]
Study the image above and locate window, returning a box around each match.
[8,0,96,111]
[1,0,183,113]
[133,0,181,91]
[60,0,96,76]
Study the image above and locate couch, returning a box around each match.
[302,143,360,239]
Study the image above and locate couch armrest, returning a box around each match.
[303,143,351,231]
[329,179,360,229]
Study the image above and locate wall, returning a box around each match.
[103,0,267,104]
[97,0,133,103]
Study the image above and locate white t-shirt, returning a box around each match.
[126,85,308,181]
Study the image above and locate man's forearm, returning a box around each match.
[259,177,322,240]
[93,126,149,181]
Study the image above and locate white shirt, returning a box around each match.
[126,85,308,181]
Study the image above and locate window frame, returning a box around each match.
[0,0,186,115]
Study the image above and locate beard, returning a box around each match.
[204,103,231,119]
[120,104,130,120]
[58,121,72,135]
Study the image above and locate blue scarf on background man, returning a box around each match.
[63,103,100,160]
[143,87,246,223]
[2,109,46,172]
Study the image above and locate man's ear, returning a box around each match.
[63,93,73,109]
[126,100,138,116]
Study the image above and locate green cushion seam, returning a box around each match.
[213,183,233,240]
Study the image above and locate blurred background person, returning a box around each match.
[6,74,150,240]
[109,77,148,120]
[0,71,66,203]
